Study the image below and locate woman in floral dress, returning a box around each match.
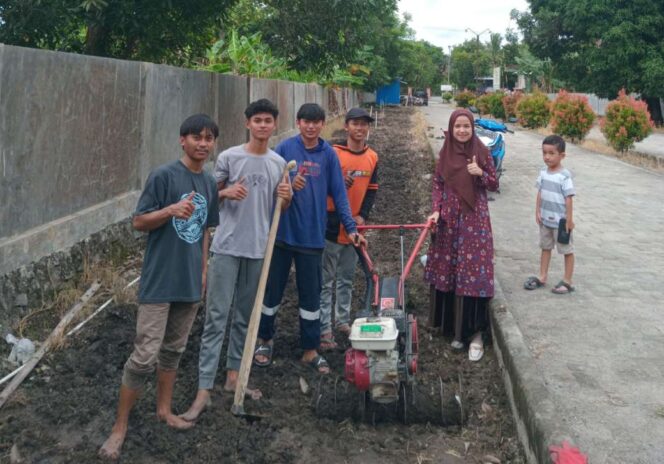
[425,108,499,361]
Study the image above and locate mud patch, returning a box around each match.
[0,107,525,463]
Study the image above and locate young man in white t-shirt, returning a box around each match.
[180,99,292,421]
[524,134,576,294]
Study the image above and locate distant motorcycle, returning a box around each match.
[473,118,512,181]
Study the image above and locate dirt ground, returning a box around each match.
[0,107,525,463]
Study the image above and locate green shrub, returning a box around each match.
[550,90,596,141]
[486,91,506,119]
[454,90,476,108]
[475,94,491,115]
[442,92,453,102]
[516,92,551,128]
[475,92,506,119]
[502,92,523,119]
[601,89,654,152]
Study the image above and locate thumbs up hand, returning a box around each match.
[169,191,197,219]
[467,155,483,176]
[222,176,249,201]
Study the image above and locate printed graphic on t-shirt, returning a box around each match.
[299,161,321,177]
[172,192,208,244]
[244,173,268,188]
[346,169,371,178]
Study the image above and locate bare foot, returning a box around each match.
[179,390,211,422]
[223,380,263,400]
[158,412,196,430]
[99,428,126,460]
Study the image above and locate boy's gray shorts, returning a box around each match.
[539,224,574,254]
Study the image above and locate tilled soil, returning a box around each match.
[0,107,525,463]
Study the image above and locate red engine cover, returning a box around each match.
[344,349,370,391]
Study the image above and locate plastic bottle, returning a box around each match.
[6,334,36,365]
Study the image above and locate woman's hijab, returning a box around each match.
[435,108,490,211]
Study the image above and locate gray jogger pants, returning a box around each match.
[320,240,358,335]
[198,253,262,390]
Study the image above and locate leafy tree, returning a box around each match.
[513,0,664,121]
[0,0,236,65]
[399,40,445,90]
[514,48,563,92]
[450,40,491,90]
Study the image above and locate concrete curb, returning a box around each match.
[490,277,572,464]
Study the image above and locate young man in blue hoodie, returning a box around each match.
[254,103,365,374]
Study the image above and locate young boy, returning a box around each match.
[524,134,576,294]
[180,99,292,421]
[99,114,220,460]
[319,108,378,349]
[253,103,365,374]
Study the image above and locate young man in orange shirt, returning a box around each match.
[320,108,378,349]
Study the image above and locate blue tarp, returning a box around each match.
[376,79,401,105]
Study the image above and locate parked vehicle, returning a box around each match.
[400,91,428,106]
[413,90,428,106]
[474,118,512,181]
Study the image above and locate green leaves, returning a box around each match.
[515,0,664,99]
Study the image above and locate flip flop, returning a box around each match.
[303,354,330,374]
[551,280,575,294]
[253,343,273,367]
[469,341,484,362]
[524,276,545,290]
[319,333,338,351]
[450,340,464,351]
[336,323,351,336]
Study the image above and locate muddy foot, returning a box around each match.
[179,392,212,422]
[158,412,196,430]
[99,429,126,461]
[224,381,263,400]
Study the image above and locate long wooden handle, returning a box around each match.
[233,173,289,411]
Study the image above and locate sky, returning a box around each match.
[398,0,530,51]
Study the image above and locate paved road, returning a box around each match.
[420,100,664,464]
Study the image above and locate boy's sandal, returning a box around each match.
[319,333,338,351]
[450,340,464,351]
[304,355,330,375]
[524,276,545,290]
[551,281,575,294]
[468,341,484,362]
[336,323,351,336]
[253,343,273,367]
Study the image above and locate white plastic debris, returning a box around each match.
[5,334,36,365]
[420,254,428,267]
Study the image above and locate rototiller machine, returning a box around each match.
[313,221,462,425]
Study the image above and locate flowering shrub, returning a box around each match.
[442,92,453,103]
[601,89,654,152]
[502,92,523,120]
[550,91,596,141]
[516,92,551,128]
[454,90,475,108]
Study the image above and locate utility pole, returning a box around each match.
[447,46,452,84]
[465,28,490,45]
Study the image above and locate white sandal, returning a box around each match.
[468,340,484,362]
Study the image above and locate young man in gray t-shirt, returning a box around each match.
[100,114,220,460]
[180,99,292,421]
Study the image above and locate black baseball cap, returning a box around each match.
[345,107,375,123]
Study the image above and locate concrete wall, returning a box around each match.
[0,44,360,277]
